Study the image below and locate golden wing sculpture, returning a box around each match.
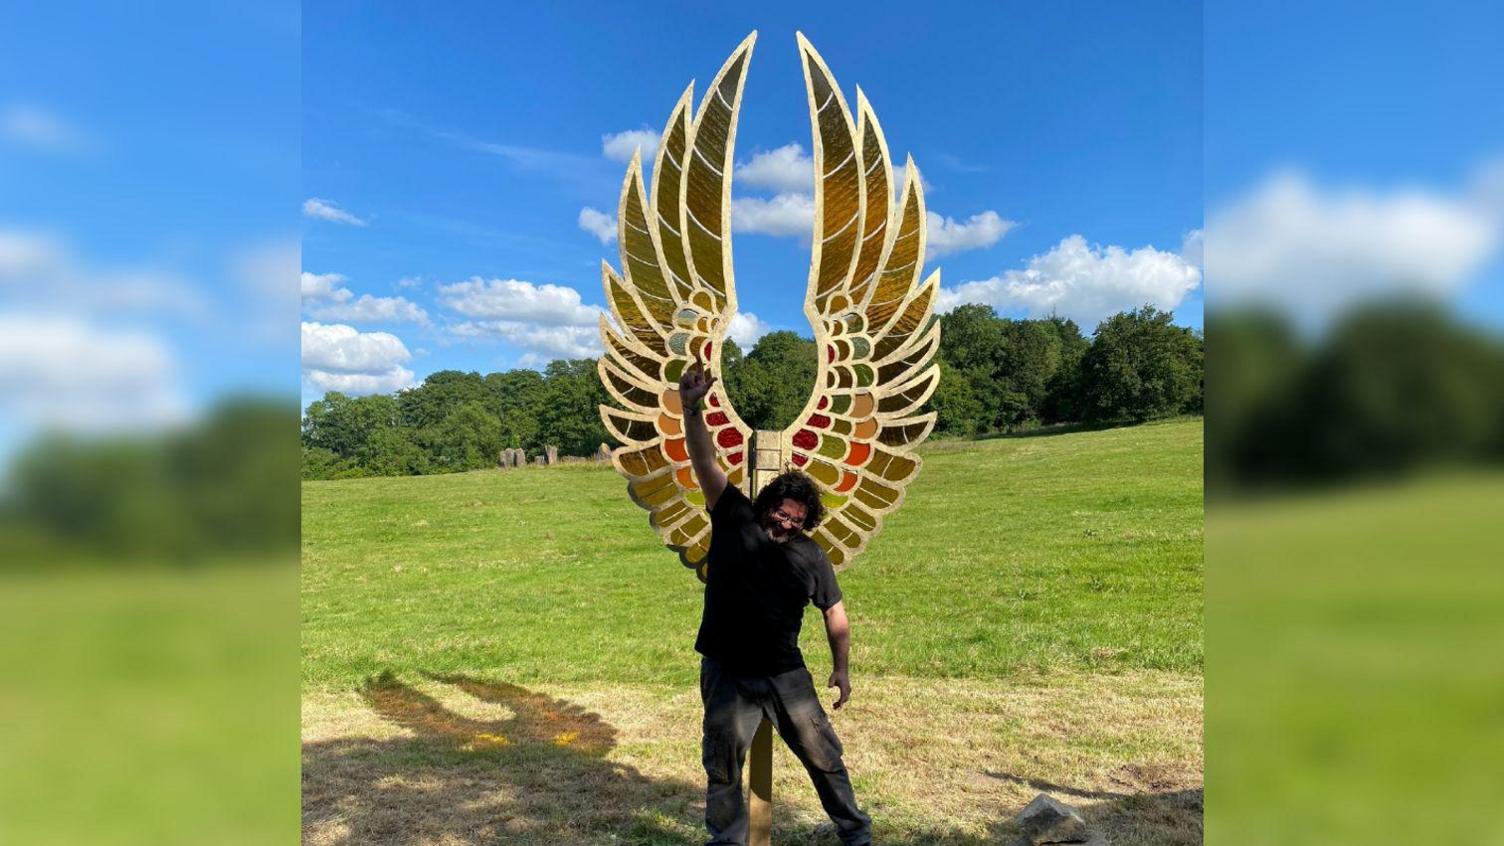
[598,31,939,579]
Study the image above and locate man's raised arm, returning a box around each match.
[679,350,728,509]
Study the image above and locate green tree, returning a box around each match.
[931,360,985,437]
[7,396,299,560]
[1080,306,1202,423]
[302,446,359,480]
[938,304,1006,372]
[536,359,611,457]
[301,392,400,457]
[398,370,489,430]
[935,305,1008,434]
[723,331,817,430]
[1204,308,1302,490]
[1291,302,1503,478]
[996,319,1064,429]
[175,398,300,553]
[361,427,431,476]
[485,369,548,451]
[421,400,503,471]
[1041,316,1089,423]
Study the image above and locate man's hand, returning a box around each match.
[679,347,715,410]
[827,669,851,710]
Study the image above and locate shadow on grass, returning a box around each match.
[302,671,703,845]
[302,672,1201,846]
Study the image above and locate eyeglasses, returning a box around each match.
[769,508,804,529]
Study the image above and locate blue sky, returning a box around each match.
[300,1,1203,400]
[1204,2,1504,326]
[1,2,298,454]
[7,1,1498,444]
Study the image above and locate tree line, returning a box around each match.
[1209,301,1504,493]
[301,359,611,479]
[301,305,1204,479]
[1,399,299,565]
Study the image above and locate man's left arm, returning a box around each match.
[823,600,851,709]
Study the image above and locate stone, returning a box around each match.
[596,442,611,462]
[498,450,512,469]
[545,445,559,465]
[1015,793,1088,844]
[511,448,526,467]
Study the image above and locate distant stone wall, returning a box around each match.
[497,445,612,469]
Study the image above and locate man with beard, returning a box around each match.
[679,353,872,846]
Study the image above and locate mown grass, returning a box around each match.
[3,563,298,845]
[1208,473,1504,844]
[302,418,1202,691]
[302,419,1203,845]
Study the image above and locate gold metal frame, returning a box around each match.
[598,31,940,580]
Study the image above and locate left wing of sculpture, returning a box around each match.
[597,34,758,580]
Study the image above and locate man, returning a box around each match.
[680,354,873,846]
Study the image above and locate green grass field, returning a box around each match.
[2,563,299,846]
[302,419,1204,845]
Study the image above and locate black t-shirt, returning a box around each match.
[694,485,843,676]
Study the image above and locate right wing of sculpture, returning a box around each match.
[783,33,942,570]
[597,33,758,580]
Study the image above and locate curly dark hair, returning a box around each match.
[751,470,826,531]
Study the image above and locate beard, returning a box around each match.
[759,516,796,544]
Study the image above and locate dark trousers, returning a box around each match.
[699,656,872,846]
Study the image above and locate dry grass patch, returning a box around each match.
[303,670,1200,845]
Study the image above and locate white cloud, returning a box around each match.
[723,143,970,247]
[301,271,426,324]
[1471,157,1504,221]
[726,311,771,347]
[602,128,660,162]
[925,210,1015,258]
[233,239,300,302]
[0,228,206,321]
[304,370,413,395]
[437,277,606,363]
[395,276,424,289]
[1180,228,1204,269]
[227,238,301,346]
[736,144,814,194]
[0,230,67,279]
[891,160,931,196]
[300,271,352,303]
[0,105,92,153]
[302,197,368,226]
[84,269,210,320]
[301,321,415,395]
[437,277,601,325]
[938,234,1201,330]
[0,314,187,429]
[727,191,1007,258]
[451,321,603,361]
[733,142,929,198]
[1206,169,1500,320]
[578,206,617,244]
[731,193,816,237]
[307,294,430,326]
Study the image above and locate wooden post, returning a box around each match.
[748,718,774,845]
[745,429,787,846]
